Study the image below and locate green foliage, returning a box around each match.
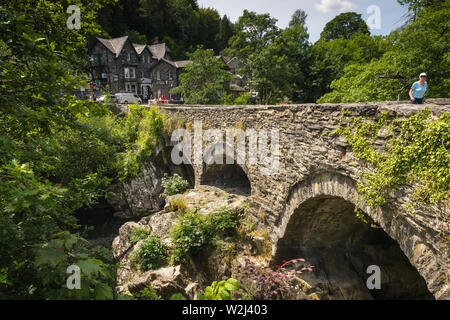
[319,1,449,102]
[167,196,188,214]
[161,174,190,198]
[171,47,232,104]
[128,227,151,245]
[320,12,370,41]
[334,109,449,215]
[0,0,170,299]
[170,293,187,300]
[133,286,162,300]
[197,278,239,300]
[233,93,253,105]
[226,10,310,104]
[98,0,235,59]
[203,207,240,240]
[226,10,280,62]
[308,34,391,102]
[120,106,170,179]
[170,207,240,263]
[32,232,116,300]
[221,93,253,105]
[130,235,169,271]
[170,211,206,263]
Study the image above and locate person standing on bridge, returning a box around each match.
[409,73,428,104]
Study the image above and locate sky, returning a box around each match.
[197,0,409,42]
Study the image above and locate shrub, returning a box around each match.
[204,207,239,239]
[197,278,239,300]
[130,235,168,271]
[170,293,187,300]
[167,196,188,214]
[170,207,241,263]
[242,257,315,300]
[170,211,207,263]
[128,227,151,245]
[161,174,190,198]
[133,286,161,300]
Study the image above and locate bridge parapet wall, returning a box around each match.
[159,103,449,299]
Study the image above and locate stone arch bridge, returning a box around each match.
[112,102,448,299]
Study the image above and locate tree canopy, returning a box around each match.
[171,48,231,104]
[96,0,235,59]
[319,0,449,103]
[320,12,370,41]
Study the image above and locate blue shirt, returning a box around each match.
[411,81,428,99]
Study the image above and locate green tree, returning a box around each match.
[289,9,308,29]
[307,33,391,101]
[171,48,231,104]
[124,29,147,44]
[320,12,370,41]
[197,8,221,53]
[319,1,449,103]
[226,10,280,63]
[216,15,235,53]
[0,0,120,299]
[247,24,310,104]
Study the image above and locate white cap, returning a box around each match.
[420,72,427,77]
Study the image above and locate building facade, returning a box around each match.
[87,36,245,101]
[87,36,181,100]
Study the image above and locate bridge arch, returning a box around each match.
[153,145,196,187]
[273,172,434,300]
[200,146,252,195]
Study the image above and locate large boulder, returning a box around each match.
[107,163,165,218]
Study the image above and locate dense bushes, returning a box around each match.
[130,235,169,272]
[128,227,151,245]
[161,174,190,198]
[170,207,241,263]
[335,109,449,217]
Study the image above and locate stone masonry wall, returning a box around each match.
[158,102,449,299]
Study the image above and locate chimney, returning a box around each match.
[153,36,159,44]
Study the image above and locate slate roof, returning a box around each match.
[148,43,171,60]
[226,57,240,70]
[132,43,147,55]
[174,60,192,68]
[97,36,129,58]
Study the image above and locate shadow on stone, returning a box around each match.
[273,196,434,300]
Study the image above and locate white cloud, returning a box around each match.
[315,0,357,14]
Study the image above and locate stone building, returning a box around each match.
[87,36,246,101]
[87,36,182,100]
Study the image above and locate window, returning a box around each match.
[127,52,131,61]
[168,71,173,80]
[124,67,136,79]
[157,71,161,81]
[147,56,150,64]
[141,71,144,79]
